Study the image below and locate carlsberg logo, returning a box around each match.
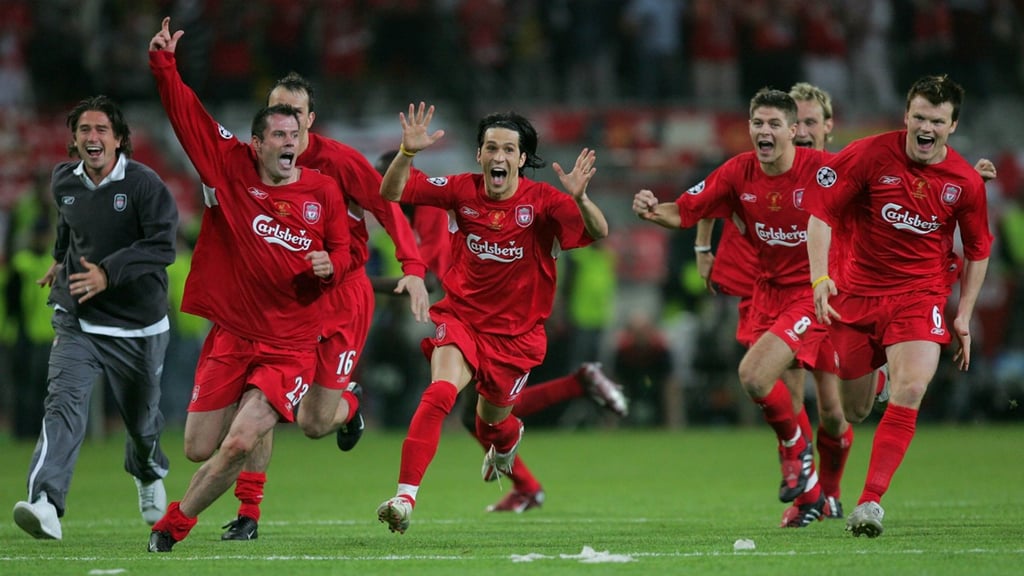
[466,234,524,263]
[252,214,313,251]
[881,203,942,234]
[754,223,806,247]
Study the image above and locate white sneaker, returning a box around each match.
[377,496,413,534]
[135,478,167,526]
[579,362,629,417]
[13,492,62,540]
[846,501,885,538]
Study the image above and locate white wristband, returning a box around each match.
[694,245,712,254]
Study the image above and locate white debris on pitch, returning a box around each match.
[561,546,635,563]
[511,546,635,563]
[511,553,550,563]
[733,538,756,551]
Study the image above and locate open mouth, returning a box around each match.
[85,145,103,159]
[757,140,775,154]
[794,139,813,148]
[279,152,295,170]
[490,167,507,187]
[916,134,935,152]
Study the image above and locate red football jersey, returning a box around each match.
[151,50,351,350]
[675,147,828,289]
[806,131,992,295]
[402,172,594,336]
[710,218,756,298]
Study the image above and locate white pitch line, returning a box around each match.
[3,549,1024,563]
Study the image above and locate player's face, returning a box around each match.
[749,106,795,166]
[73,110,121,179]
[904,95,957,165]
[268,87,314,135]
[794,99,832,151]
[254,113,300,184]
[476,127,526,200]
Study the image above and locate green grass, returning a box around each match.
[1,423,1022,575]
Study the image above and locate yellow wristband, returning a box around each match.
[811,275,830,290]
[399,143,417,158]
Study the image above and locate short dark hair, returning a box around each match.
[270,71,316,113]
[906,74,964,122]
[66,95,133,158]
[251,104,301,139]
[476,111,546,170]
[749,88,798,125]
[375,149,400,176]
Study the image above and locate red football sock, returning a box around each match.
[234,471,266,521]
[151,501,197,542]
[816,425,853,499]
[753,380,800,445]
[397,381,459,486]
[797,407,813,442]
[475,414,523,454]
[505,455,542,493]
[859,404,917,505]
[512,374,583,417]
[341,389,359,423]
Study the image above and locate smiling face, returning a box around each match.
[253,113,301,185]
[794,98,832,151]
[749,106,796,174]
[904,95,957,165]
[72,110,122,183]
[476,127,526,200]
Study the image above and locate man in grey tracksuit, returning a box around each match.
[12,95,179,540]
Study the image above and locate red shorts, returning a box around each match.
[189,324,316,422]
[735,297,755,348]
[315,271,374,389]
[420,309,546,407]
[749,284,833,373]
[828,290,952,380]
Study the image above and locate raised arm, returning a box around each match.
[381,102,445,202]
[553,148,607,240]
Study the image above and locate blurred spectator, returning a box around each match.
[688,0,741,109]
[990,0,1024,96]
[798,0,849,104]
[613,310,672,426]
[622,0,687,102]
[260,0,314,80]
[7,218,54,438]
[563,243,617,370]
[27,0,91,111]
[204,0,260,103]
[739,0,801,97]
[0,0,33,107]
[848,0,900,114]
[316,0,371,123]
[458,0,510,109]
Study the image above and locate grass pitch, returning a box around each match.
[1,423,1022,575]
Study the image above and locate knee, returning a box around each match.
[296,416,330,440]
[183,440,215,463]
[217,433,256,465]
[736,364,768,397]
[842,403,870,424]
[818,405,847,434]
